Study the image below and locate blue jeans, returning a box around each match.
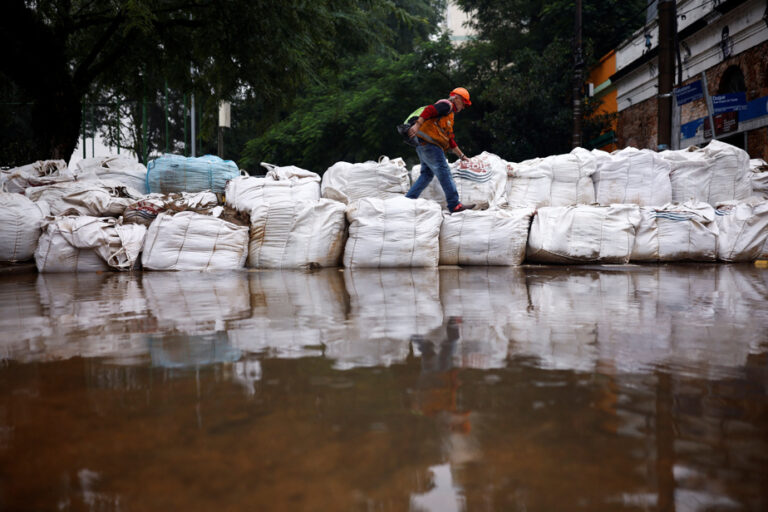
[406,143,460,210]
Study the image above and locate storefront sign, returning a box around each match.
[674,81,704,106]
[711,92,747,114]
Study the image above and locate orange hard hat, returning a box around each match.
[450,87,471,106]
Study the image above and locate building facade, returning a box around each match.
[599,0,768,159]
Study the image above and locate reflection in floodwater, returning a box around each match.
[0,265,766,511]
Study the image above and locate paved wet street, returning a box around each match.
[0,265,767,511]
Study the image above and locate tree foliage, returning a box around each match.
[0,0,420,165]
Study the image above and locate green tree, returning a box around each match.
[0,0,415,165]
[454,0,646,161]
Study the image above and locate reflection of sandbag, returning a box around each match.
[715,199,768,262]
[328,268,442,369]
[0,192,49,262]
[248,199,346,268]
[226,164,321,214]
[0,160,69,193]
[228,269,347,358]
[321,156,410,205]
[146,154,240,194]
[25,180,143,217]
[593,147,672,206]
[35,216,146,272]
[440,207,534,265]
[142,271,251,334]
[527,205,641,264]
[142,211,248,270]
[344,197,442,268]
[631,202,718,262]
[411,152,508,209]
[75,156,148,194]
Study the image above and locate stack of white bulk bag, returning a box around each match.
[439,207,534,265]
[714,199,768,262]
[25,180,142,217]
[704,140,752,205]
[74,156,148,194]
[527,204,642,264]
[248,199,347,268]
[327,268,442,369]
[631,202,718,262]
[659,147,713,203]
[123,191,218,226]
[146,154,240,194]
[0,160,68,193]
[225,163,320,214]
[593,147,672,206]
[411,152,508,209]
[343,196,442,268]
[142,211,248,270]
[35,216,146,272]
[0,193,49,261]
[321,156,410,205]
[750,158,768,200]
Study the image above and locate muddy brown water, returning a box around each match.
[0,265,767,511]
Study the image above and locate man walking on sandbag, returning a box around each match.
[402,87,475,214]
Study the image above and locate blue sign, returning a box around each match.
[680,118,705,140]
[739,95,768,122]
[712,92,747,114]
[674,81,703,106]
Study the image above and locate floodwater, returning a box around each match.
[0,265,767,512]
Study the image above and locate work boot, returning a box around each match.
[450,202,475,214]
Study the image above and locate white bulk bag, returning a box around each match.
[411,151,508,209]
[35,216,146,272]
[439,207,534,265]
[527,205,641,264]
[75,156,148,194]
[505,156,552,207]
[343,196,442,268]
[631,202,718,262]
[25,180,142,217]
[715,200,768,262]
[0,160,68,193]
[142,211,248,270]
[593,147,672,206]
[321,156,411,204]
[0,192,49,261]
[248,199,347,268]
[750,158,768,200]
[704,140,752,205]
[123,191,219,226]
[225,163,321,214]
[659,147,713,203]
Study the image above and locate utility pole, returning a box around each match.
[657,0,676,151]
[190,93,196,157]
[572,0,583,149]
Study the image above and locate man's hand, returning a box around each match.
[407,124,419,138]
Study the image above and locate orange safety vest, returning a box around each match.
[415,99,454,150]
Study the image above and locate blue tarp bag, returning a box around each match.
[146,154,240,194]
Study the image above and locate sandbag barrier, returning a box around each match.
[1,143,766,271]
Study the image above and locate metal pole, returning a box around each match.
[142,95,148,164]
[116,100,120,154]
[164,81,169,154]
[82,103,86,159]
[183,94,188,156]
[218,126,224,158]
[701,72,717,142]
[91,104,95,157]
[657,0,675,150]
[572,0,583,149]
[190,93,196,157]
